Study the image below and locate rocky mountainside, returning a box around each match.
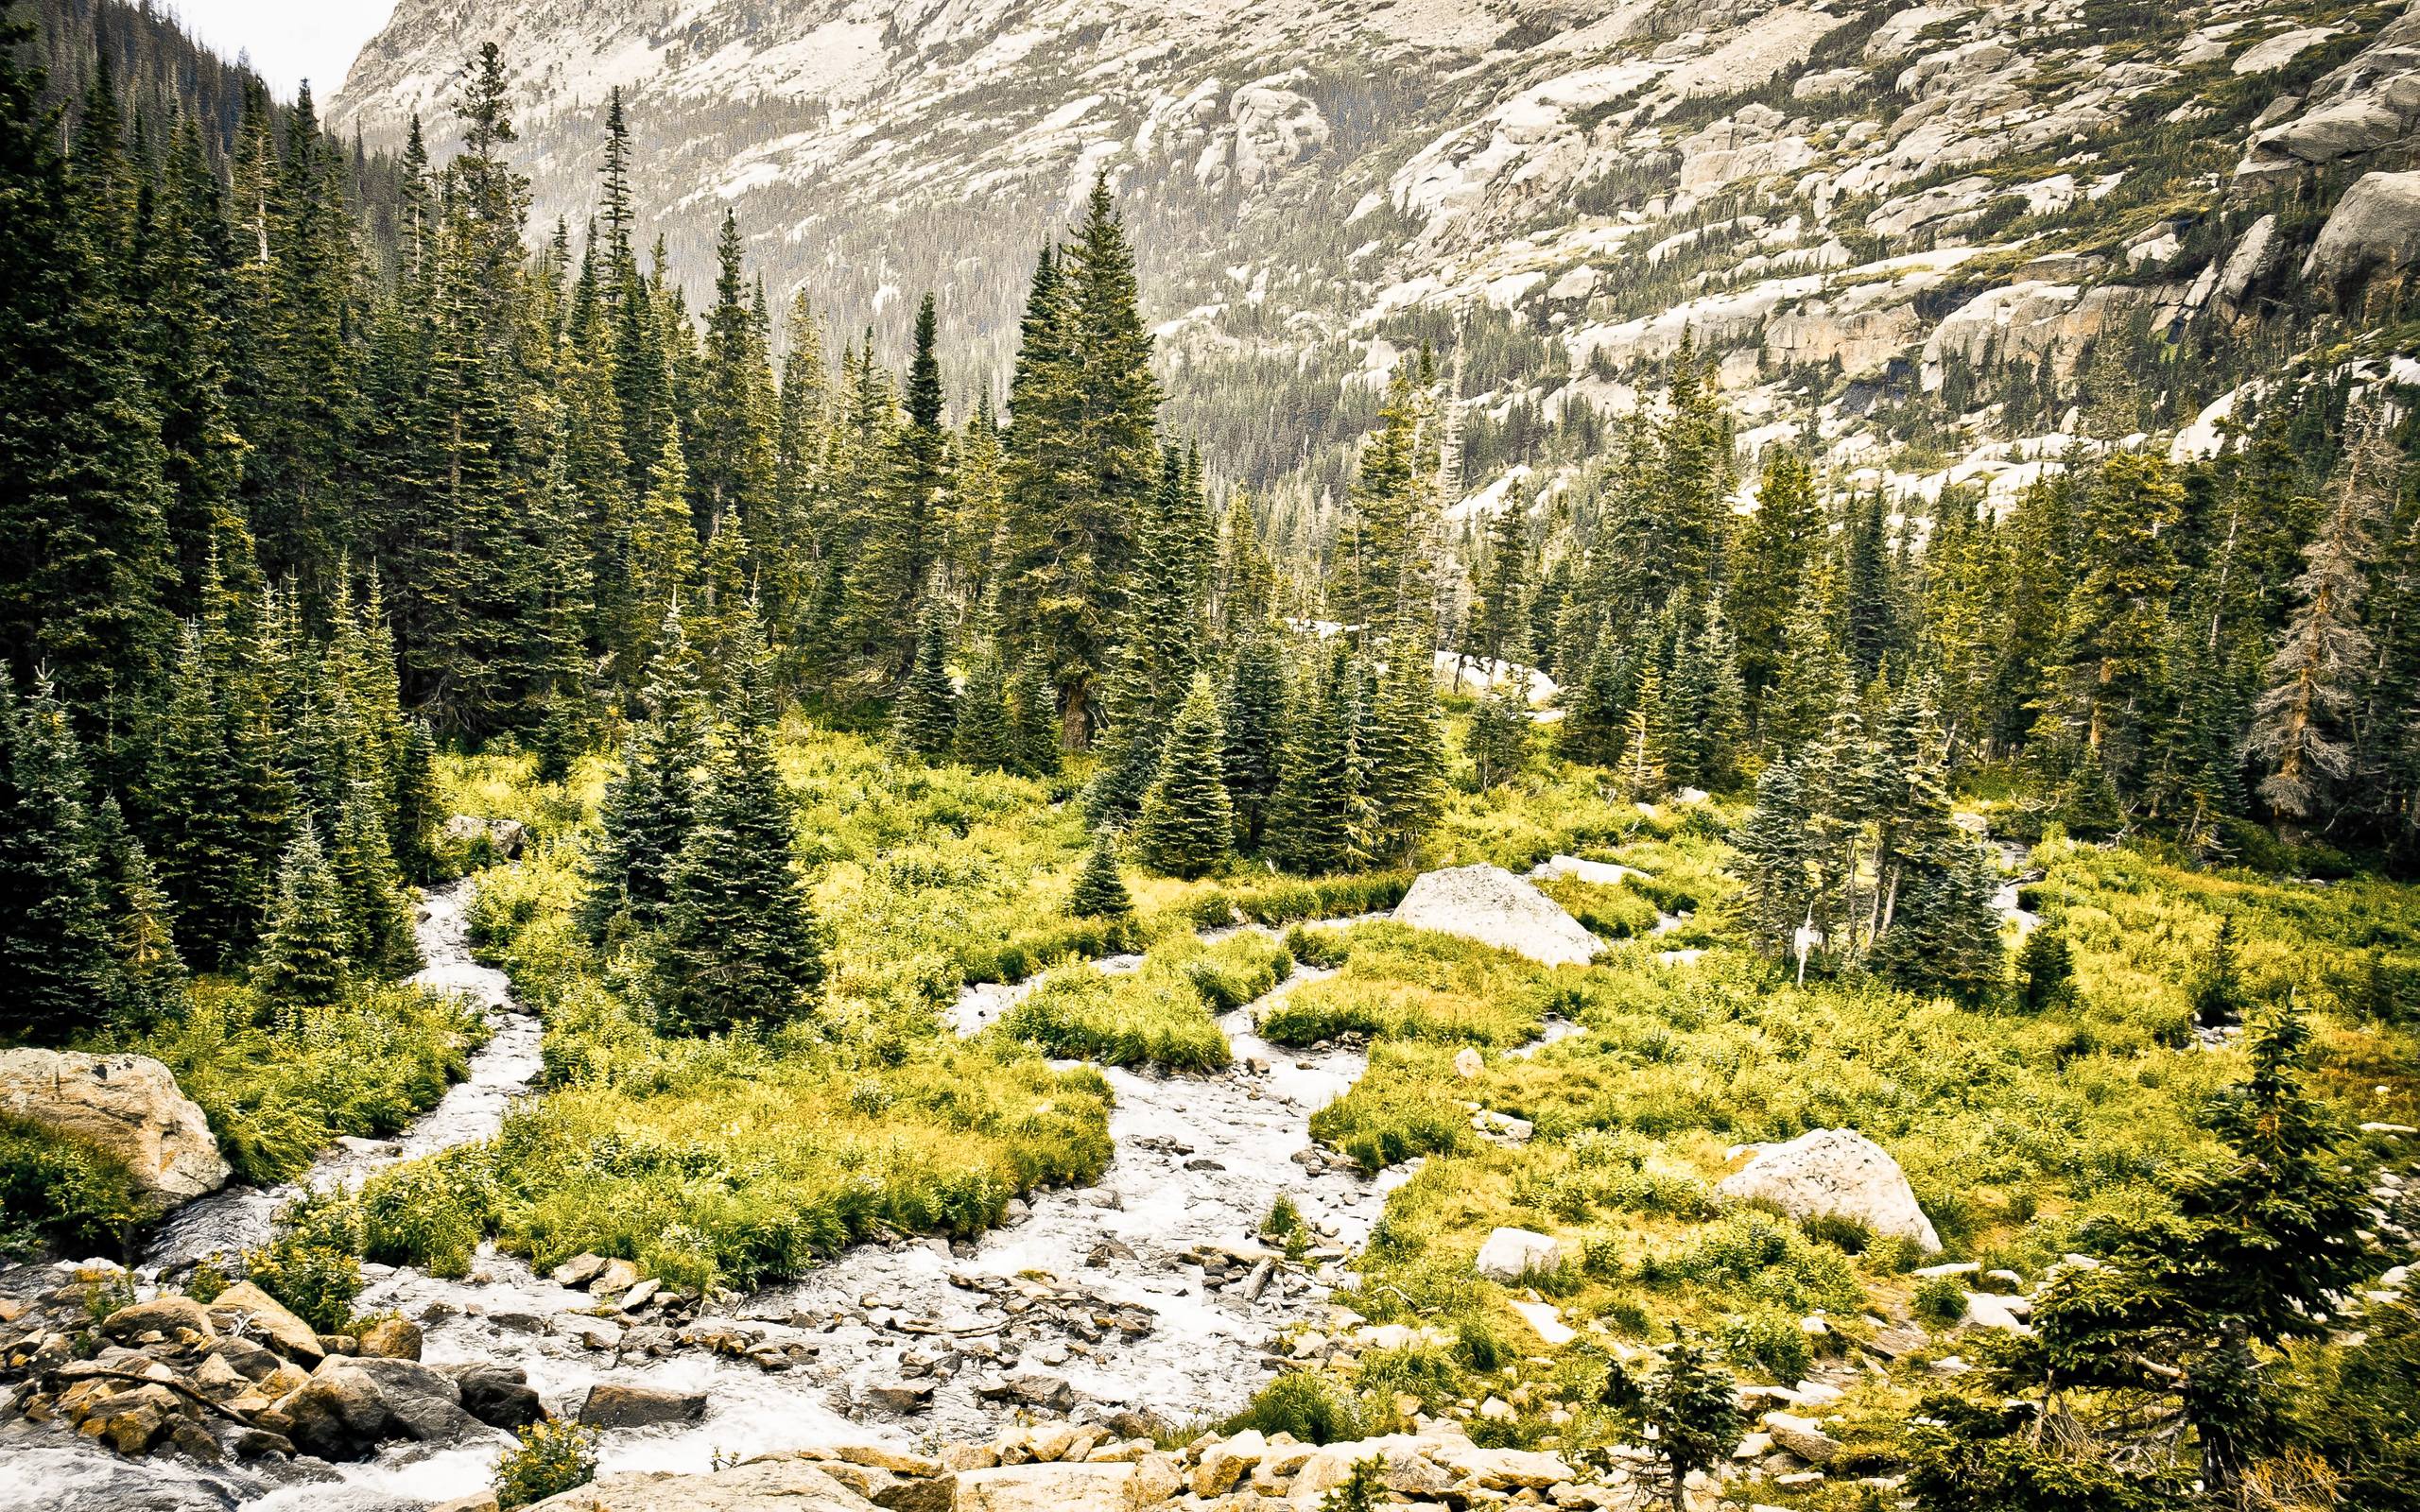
[333,0,2420,540]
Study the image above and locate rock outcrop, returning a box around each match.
[1392,865,1600,967]
[1474,1226,1566,1282]
[0,1049,229,1202]
[2308,171,2420,293]
[1719,1128,1943,1251]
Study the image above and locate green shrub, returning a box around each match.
[1261,1194,1311,1259]
[1226,1370,1363,1445]
[1260,923,1558,1047]
[1801,1212,1874,1255]
[1636,1211,1863,1313]
[1913,1273,1970,1325]
[244,1192,366,1333]
[1720,1309,1814,1381]
[1457,1317,1508,1371]
[1354,1344,1463,1412]
[494,1419,598,1509]
[0,1119,153,1261]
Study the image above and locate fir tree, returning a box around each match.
[1468,645,1533,793]
[953,650,1014,771]
[1067,832,1133,919]
[255,821,349,1010]
[1133,673,1235,879]
[652,634,821,1035]
[1731,449,1821,710]
[892,599,958,761]
[1558,636,1629,769]
[1220,627,1289,850]
[1627,1335,1745,1512]
[1872,840,2005,1005]
[0,674,116,1041]
[2014,919,2075,1013]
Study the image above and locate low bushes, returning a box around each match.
[0,1118,152,1260]
[124,981,486,1186]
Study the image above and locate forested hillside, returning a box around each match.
[3,5,2420,1512]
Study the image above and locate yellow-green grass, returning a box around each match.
[994,932,1293,1071]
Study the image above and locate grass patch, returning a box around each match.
[0,1118,154,1260]
[994,931,1291,1071]
[1259,922,1564,1046]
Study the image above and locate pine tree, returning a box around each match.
[1358,633,1446,865]
[0,674,116,1042]
[1068,832,1134,919]
[255,821,349,1010]
[2248,422,2387,823]
[1220,627,1289,850]
[1268,644,1358,875]
[1133,673,1235,879]
[1558,636,1630,769]
[2014,919,2075,1013]
[953,650,1014,771]
[892,600,958,761]
[652,635,822,1035]
[1008,646,1063,778]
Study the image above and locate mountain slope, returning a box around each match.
[330,0,2420,513]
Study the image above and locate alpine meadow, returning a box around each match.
[10,1,2420,1510]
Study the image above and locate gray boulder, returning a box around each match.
[1719,1127,1943,1251]
[1392,865,1601,967]
[2308,171,2420,292]
[345,1355,488,1442]
[579,1382,707,1428]
[445,1360,545,1428]
[274,1360,398,1460]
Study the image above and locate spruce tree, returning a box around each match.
[1268,644,1358,875]
[1733,759,1816,961]
[255,821,350,1010]
[0,674,116,1042]
[1220,627,1289,850]
[332,782,419,974]
[1358,633,1446,866]
[892,599,958,761]
[1731,449,1821,709]
[89,796,188,1024]
[1629,1335,1745,1512]
[953,650,1014,772]
[652,637,822,1035]
[1558,636,1630,769]
[390,718,443,883]
[1468,647,1533,793]
[2014,919,2075,1013]
[2248,423,2386,823]
[1068,832,1133,919]
[1133,673,1236,879]
[1009,647,1063,778]
[1872,840,2005,1005]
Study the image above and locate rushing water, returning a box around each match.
[145,883,540,1272]
[91,877,1431,1507]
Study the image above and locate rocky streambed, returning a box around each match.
[3,877,1431,1509]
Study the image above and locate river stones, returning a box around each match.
[445,1361,544,1429]
[953,1463,1136,1512]
[578,1382,707,1428]
[204,1282,323,1366]
[354,1315,422,1360]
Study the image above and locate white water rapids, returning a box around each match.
[108,876,1428,1508]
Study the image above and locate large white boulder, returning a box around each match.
[1475,1226,1565,1282]
[2308,170,2420,293]
[527,1458,876,1510]
[0,1048,229,1202]
[1719,1128,1942,1251]
[1392,865,1601,967]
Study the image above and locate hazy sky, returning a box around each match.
[164,0,398,100]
